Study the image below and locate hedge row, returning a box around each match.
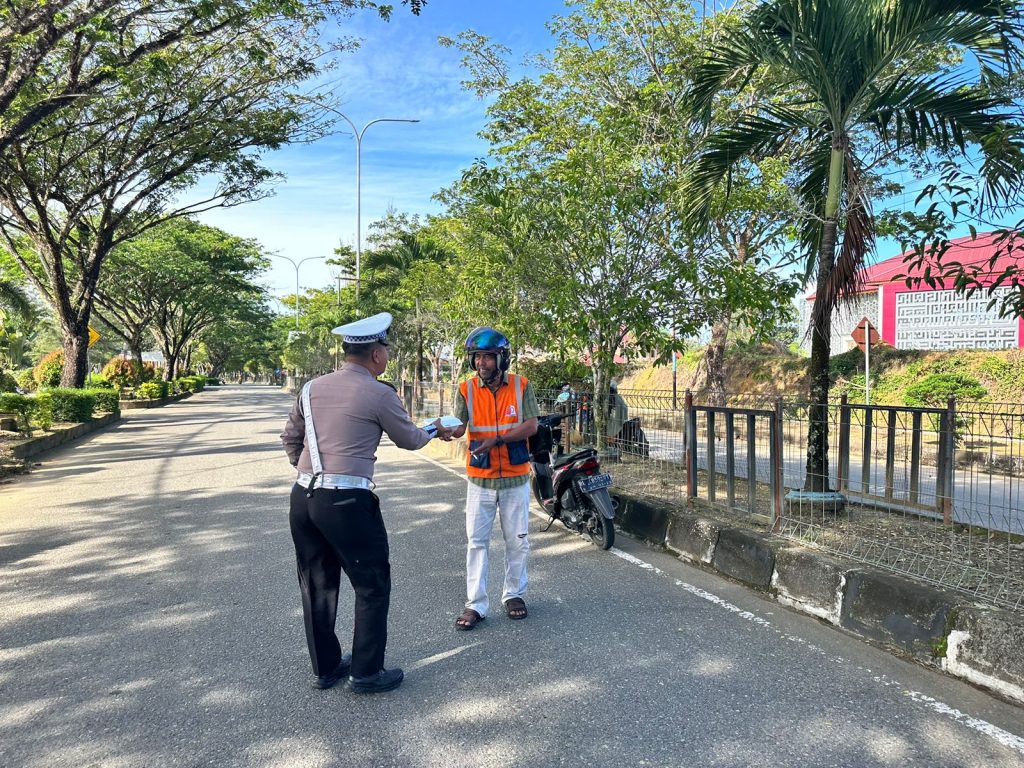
[0,387,123,433]
[0,376,208,433]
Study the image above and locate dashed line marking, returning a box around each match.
[608,547,1024,756]
[414,447,1024,755]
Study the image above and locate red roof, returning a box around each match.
[808,231,1024,299]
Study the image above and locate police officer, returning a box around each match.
[280,312,453,694]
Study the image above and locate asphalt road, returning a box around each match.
[1,385,1022,768]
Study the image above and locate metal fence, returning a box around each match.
[412,384,1023,612]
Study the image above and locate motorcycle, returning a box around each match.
[528,394,617,549]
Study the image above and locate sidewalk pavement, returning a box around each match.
[424,436,1024,708]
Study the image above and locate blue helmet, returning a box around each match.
[465,326,510,372]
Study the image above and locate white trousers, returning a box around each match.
[464,480,530,617]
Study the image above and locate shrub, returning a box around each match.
[84,388,120,414]
[137,381,166,400]
[173,376,205,393]
[33,349,64,388]
[102,357,141,388]
[904,373,988,408]
[0,392,35,432]
[48,388,96,422]
[85,373,113,389]
[0,370,18,393]
[32,391,53,430]
[15,368,35,392]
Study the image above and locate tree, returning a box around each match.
[442,3,798,444]
[685,0,1024,493]
[0,14,332,387]
[99,219,270,380]
[0,0,425,154]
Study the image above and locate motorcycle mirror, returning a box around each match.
[556,391,570,403]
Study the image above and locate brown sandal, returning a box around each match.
[504,598,527,620]
[455,608,484,631]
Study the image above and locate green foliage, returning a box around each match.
[101,357,146,388]
[0,392,35,432]
[516,357,593,391]
[33,349,64,388]
[905,373,987,408]
[32,392,53,431]
[172,376,206,393]
[84,388,120,414]
[0,370,17,393]
[15,368,34,392]
[47,388,96,422]
[136,381,167,400]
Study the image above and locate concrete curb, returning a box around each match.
[9,411,121,460]
[418,438,1024,706]
[119,391,193,410]
[638,493,1024,706]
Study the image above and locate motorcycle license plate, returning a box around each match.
[577,473,612,492]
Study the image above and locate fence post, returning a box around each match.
[685,390,697,500]
[837,394,850,493]
[771,398,783,532]
[884,408,897,500]
[707,410,717,503]
[909,410,922,506]
[746,413,757,515]
[937,396,956,524]
[726,411,736,510]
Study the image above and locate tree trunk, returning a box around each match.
[130,340,144,373]
[804,223,840,492]
[704,317,730,407]
[802,140,846,493]
[705,232,750,407]
[60,325,89,388]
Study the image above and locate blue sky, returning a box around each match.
[196,1,571,302]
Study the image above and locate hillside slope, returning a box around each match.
[621,344,1024,405]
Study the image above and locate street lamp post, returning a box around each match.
[325,110,419,303]
[271,254,325,328]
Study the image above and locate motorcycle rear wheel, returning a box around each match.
[586,506,614,550]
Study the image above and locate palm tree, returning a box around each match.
[0,278,32,319]
[685,0,1024,493]
[363,231,451,392]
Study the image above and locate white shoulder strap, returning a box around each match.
[301,381,323,476]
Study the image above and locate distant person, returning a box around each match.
[450,327,538,630]
[280,312,454,694]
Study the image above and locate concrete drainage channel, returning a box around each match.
[424,437,1024,708]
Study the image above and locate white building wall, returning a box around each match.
[798,291,879,355]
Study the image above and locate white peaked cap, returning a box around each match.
[331,312,393,343]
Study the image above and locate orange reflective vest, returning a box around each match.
[460,374,530,480]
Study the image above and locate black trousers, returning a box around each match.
[289,484,391,678]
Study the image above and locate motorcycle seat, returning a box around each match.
[552,448,596,468]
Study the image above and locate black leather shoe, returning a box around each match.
[347,667,404,694]
[312,653,352,690]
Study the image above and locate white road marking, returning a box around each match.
[414,447,1024,755]
[406,642,484,673]
[609,548,1024,756]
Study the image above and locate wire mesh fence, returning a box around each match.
[410,381,1022,611]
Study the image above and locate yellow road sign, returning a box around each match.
[88,327,101,348]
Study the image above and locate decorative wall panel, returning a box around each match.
[895,288,1016,350]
